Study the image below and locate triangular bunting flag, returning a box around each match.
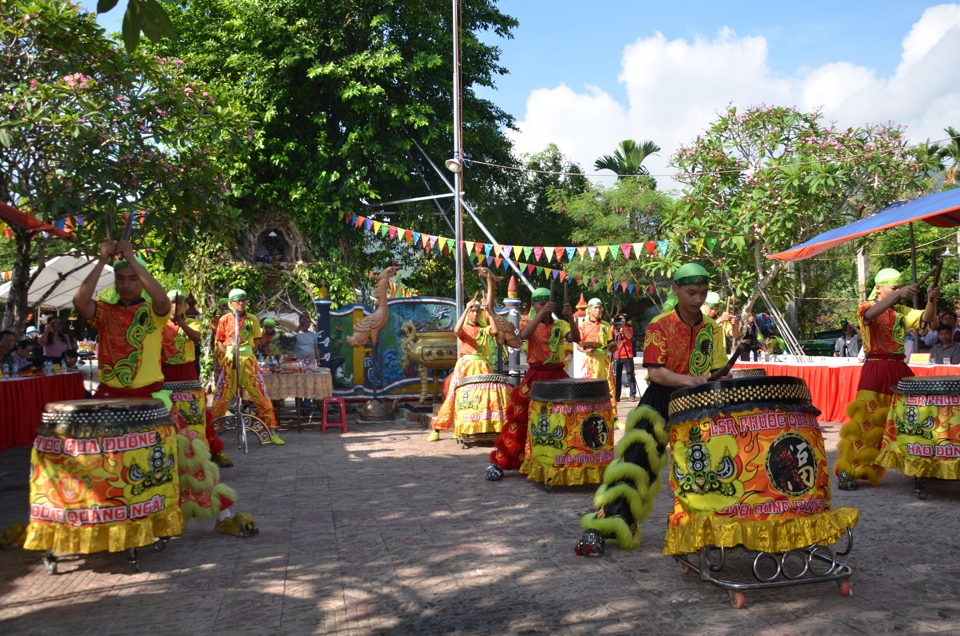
[381,222,390,236]
[628,283,635,294]
[632,243,643,259]
[389,225,398,240]
[523,246,533,260]
[484,243,493,257]
[536,266,544,276]
[620,282,628,292]
[412,231,421,246]
[353,215,363,228]
[486,256,493,266]
[373,221,382,235]
[597,245,609,261]
[695,238,704,254]
[606,280,613,292]
[513,245,522,260]
[565,247,575,262]
[588,246,597,260]
[474,242,484,255]
[551,268,559,280]
[620,244,632,260]
[577,246,587,261]
[494,244,503,258]
[527,264,535,275]
[533,246,544,262]
[344,211,352,224]
[644,241,656,255]
[559,271,566,282]
[404,230,413,244]
[575,276,583,284]
[363,219,373,232]
[446,238,455,251]
[658,239,669,256]
[705,237,718,253]
[495,257,502,268]
[555,247,565,262]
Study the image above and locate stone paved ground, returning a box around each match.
[3,401,960,635]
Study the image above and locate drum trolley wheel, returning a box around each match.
[42,537,170,575]
[212,412,270,453]
[672,528,855,609]
[914,477,928,500]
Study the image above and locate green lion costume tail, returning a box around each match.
[575,405,670,556]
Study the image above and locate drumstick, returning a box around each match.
[916,260,943,289]
[562,279,569,310]
[121,212,136,242]
[725,296,732,315]
[549,278,555,304]
[707,344,745,382]
[104,213,115,242]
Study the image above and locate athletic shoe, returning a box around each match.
[271,432,285,445]
[427,430,440,442]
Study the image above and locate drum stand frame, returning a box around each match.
[42,537,170,575]
[673,528,855,609]
[456,432,498,449]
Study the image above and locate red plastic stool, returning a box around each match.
[320,396,348,433]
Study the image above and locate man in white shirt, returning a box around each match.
[834,323,861,358]
[922,310,960,346]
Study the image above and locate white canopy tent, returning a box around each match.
[0,255,114,310]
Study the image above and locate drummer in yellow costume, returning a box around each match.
[578,298,617,412]
[212,288,283,445]
[835,268,938,490]
[702,291,739,351]
[429,298,508,442]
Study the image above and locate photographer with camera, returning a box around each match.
[611,313,637,401]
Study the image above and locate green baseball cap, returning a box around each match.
[262,317,276,326]
[587,298,602,307]
[705,291,721,307]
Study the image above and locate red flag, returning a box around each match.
[644,241,656,255]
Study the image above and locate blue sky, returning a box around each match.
[477,0,940,123]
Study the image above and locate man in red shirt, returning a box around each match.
[611,313,636,401]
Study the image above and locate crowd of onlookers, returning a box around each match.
[0,315,84,375]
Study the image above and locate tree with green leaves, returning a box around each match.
[938,126,960,186]
[0,0,247,331]
[661,105,941,318]
[594,139,660,188]
[96,0,176,52]
[154,0,519,277]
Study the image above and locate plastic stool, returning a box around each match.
[320,397,348,433]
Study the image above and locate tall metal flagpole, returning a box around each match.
[452,0,464,315]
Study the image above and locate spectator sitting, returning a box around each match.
[0,329,16,371]
[765,328,786,356]
[12,339,34,371]
[25,326,39,342]
[930,325,960,364]
[63,348,80,371]
[923,310,960,346]
[834,323,861,358]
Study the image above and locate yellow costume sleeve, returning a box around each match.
[711,322,727,369]
[898,305,924,330]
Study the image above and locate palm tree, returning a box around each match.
[594,139,661,187]
[937,127,960,186]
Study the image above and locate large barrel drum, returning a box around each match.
[25,399,184,554]
[521,378,615,487]
[877,376,960,480]
[664,376,857,555]
[453,373,511,446]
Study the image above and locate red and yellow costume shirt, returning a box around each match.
[161,318,201,366]
[216,313,262,357]
[580,319,613,352]
[643,309,726,376]
[520,318,570,365]
[89,298,170,389]
[458,323,493,359]
[857,301,922,357]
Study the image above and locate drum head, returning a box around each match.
[41,399,171,436]
[529,378,610,402]
[457,373,510,389]
[668,376,817,423]
[894,376,960,395]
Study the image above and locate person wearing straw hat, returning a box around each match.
[577,297,617,413]
[212,288,283,445]
[640,263,728,421]
[487,286,580,480]
[74,240,171,400]
[162,290,257,536]
[836,268,938,490]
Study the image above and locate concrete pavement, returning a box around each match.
[2,401,960,635]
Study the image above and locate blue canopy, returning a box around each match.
[769,188,960,262]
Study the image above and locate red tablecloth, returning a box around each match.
[0,372,86,452]
[733,362,960,423]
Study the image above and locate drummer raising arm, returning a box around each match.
[640,263,727,420]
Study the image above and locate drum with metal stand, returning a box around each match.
[877,375,960,500]
[666,376,859,608]
[520,378,614,491]
[25,399,184,574]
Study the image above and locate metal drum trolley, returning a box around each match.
[665,376,859,608]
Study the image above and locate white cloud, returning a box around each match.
[509,4,960,189]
